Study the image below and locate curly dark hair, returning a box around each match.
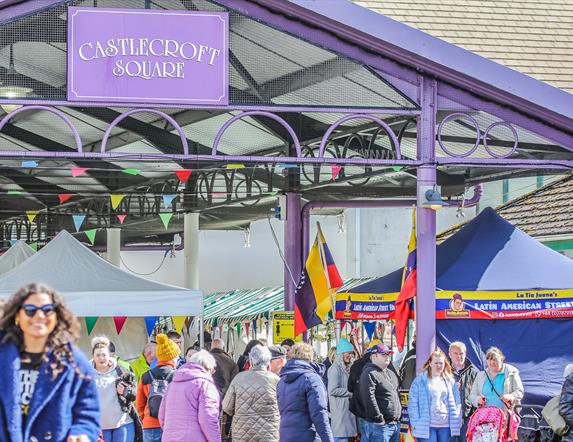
[0,283,82,379]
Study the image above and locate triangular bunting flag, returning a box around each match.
[71,167,89,178]
[117,214,127,224]
[171,316,186,333]
[85,317,98,335]
[21,160,38,168]
[144,317,159,336]
[29,242,38,251]
[9,239,16,246]
[85,229,97,245]
[159,213,173,229]
[331,165,342,180]
[162,194,177,209]
[26,211,38,224]
[72,214,86,232]
[113,317,127,334]
[363,322,376,340]
[58,194,73,204]
[175,169,192,182]
[122,168,140,176]
[226,163,245,170]
[110,194,126,211]
[245,321,250,338]
[236,322,241,336]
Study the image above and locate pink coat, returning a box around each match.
[159,362,221,442]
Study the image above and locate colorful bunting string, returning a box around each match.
[171,316,186,333]
[162,194,177,209]
[85,317,98,335]
[85,229,97,245]
[71,167,89,178]
[144,317,159,336]
[113,317,127,334]
[175,169,192,182]
[72,214,86,232]
[331,165,342,180]
[159,213,173,229]
[26,211,38,224]
[110,194,126,210]
[58,194,74,204]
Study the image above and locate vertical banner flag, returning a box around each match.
[144,317,159,336]
[172,316,186,333]
[294,223,343,336]
[113,316,127,334]
[85,317,98,335]
[395,207,417,351]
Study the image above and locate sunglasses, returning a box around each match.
[21,304,56,317]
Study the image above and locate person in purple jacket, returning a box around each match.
[158,350,221,442]
[277,342,334,442]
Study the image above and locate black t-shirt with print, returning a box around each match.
[19,351,44,425]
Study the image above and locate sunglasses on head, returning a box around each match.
[21,304,56,317]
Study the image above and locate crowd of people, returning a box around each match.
[1,282,573,442]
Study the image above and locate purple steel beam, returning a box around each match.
[100,108,189,155]
[0,0,65,24]
[284,192,302,311]
[212,111,302,157]
[416,77,438,371]
[0,99,421,115]
[0,105,83,152]
[318,114,402,159]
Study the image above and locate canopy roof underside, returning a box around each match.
[0,0,572,247]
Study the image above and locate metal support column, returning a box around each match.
[416,76,438,371]
[184,212,200,290]
[284,192,302,311]
[106,228,121,267]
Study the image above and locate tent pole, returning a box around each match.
[184,212,200,290]
[106,228,121,267]
[415,76,438,372]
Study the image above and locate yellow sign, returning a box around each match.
[272,311,302,344]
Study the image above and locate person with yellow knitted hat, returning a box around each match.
[136,334,180,442]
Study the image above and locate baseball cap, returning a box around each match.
[369,343,394,355]
[269,345,287,359]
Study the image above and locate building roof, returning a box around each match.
[438,173,573,241]
[355,0,573,94]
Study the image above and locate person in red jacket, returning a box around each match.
[136,334,180,442]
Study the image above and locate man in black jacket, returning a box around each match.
[359,343,401,442]
[559,364,573,442]
[210,338,239,397]
[449,341,478,441]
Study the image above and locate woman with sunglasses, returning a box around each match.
[0,283,100,442]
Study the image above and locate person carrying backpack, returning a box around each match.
[136,333,180,442]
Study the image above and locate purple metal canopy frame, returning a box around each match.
[0,0,573,364]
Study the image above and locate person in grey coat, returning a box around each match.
[327,339,357,441]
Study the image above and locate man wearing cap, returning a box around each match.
[359,343,401,442]
[136,333,180,442]
[328,338,358,441]
[270,345,288,375]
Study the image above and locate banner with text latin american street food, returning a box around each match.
[436,289,573,319]
[335,289,573,320]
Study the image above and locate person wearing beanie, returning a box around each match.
[136,334,180,442]
[328,338,357,441]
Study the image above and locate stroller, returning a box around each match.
[467,406,509,442]
[516,404,561,442]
